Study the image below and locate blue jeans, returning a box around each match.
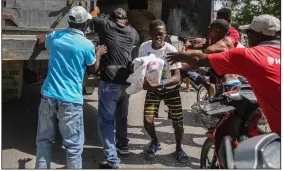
[181,69,203,85]
[98,81,130,167]
[186,71,200,81]
[35,95,84,169]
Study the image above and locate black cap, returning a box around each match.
[112,8,127,19]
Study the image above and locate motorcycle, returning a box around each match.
[196,72,271,134]
[218,133,280,169]
[191,84,265,169]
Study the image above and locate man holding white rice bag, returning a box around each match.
[137,19,188,163]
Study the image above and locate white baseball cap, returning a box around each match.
[68,6,92,24]
[239,14,280,36]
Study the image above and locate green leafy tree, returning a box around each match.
[217,0,280,28]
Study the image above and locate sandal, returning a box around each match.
[175,151,189,163]
[146,143,161,155]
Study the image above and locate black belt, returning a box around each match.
[106,65,127,69]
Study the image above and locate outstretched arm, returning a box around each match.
[167,51,211,70]
[167,48,247,77]
[168,36,234,70]
[89,7,108,32]
[182,37,208,50]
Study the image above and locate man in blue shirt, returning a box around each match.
[35,6,106,169]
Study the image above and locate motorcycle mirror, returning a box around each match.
[234,133,280,169]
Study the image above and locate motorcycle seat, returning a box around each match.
[241,92,258,104]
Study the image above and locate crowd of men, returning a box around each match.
[34,5,280,169]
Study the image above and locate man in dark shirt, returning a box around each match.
[90,8,139,169]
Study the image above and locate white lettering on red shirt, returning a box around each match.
[267,56,280,65]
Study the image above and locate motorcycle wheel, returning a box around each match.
[200,137,218,169]
[190,82,200,91]
[197,85,208,102]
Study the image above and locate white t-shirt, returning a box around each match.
[138,40,182,89]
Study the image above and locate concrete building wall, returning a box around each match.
[148,0,162,19]
[161,0,213,37]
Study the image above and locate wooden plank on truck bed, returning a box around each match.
[2,34,38,40]
[2,35,39,51]
[2,33,99,43]
[2,26,60,33]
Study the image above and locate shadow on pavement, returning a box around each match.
[18,158,33,169]
[2,82,204,169]
[119,114,204,169]
[1,82,104,169]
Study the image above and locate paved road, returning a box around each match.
[2,83,206,169]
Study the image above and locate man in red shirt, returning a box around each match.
[217,8,240,47]
[167,14,281,135]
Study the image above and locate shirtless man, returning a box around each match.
[184,8,241,49]
[167,14,280,135]
[205,19,240,91]
[183,19,240,96]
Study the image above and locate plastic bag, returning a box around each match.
[126,54,164,94]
